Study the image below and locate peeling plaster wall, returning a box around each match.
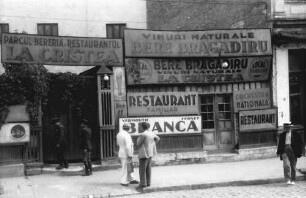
[147,0,271,30]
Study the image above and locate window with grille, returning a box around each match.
[37,23,58,36]
[0,23,9,42]
[106,24,126,39]
[217,95,232,130]
[200,95,215,129]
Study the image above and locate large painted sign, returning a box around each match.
[124,29,272,57]
[127,92,199,116]
[1,33,123,66]
[233,88,271,112]
[125,57,271,85]
[239,109,277,132]
[0,123,30,144]
[119,116,201,135]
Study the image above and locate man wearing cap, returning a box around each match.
[116,123,139,186]
[136,122,160,190]
[79,119,92,176]
[52,118,69,170]
[277,122,305,185]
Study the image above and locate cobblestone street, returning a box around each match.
[123,181,306,198]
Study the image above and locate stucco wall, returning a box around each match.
[0,0,147,74]
[147,0,271,30]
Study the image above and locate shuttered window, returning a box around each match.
[37,23,58,36]
[106,24,126,39]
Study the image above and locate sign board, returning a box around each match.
[119,116,202,135]
[124,29,272,57]
[233,88,271,112]
[239,109,277,132]
[127,92,199,116]
[1,33,123,66]
[125,57,271,85]
[0,123,30,144]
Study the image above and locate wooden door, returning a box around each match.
[201,94,234,151]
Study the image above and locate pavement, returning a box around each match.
[0,157,306,198]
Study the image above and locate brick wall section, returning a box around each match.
[147,0,271,30]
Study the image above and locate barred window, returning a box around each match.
[106,24,126,39]
[37,23,58,36]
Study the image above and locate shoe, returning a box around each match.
[135,185,145,192]
[56,165,64,170]
[286,181,292,185]
[130,180,139,184]
[65,164,69,169]
[290,181,295,185]
[120,183,129,187]
[82,173,90,176]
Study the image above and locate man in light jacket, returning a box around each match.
[116,123,139,186]
[136,122,160,190]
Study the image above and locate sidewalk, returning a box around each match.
[1,157,306,198]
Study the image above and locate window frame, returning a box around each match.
[106,23,126,39]
[0,23,9,42]
[37,23,58,36]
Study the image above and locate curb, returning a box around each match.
[82,175,306,198]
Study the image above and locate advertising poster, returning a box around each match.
[127,92,199,116]
[239,109,277,132]
[119,116,201,135]
[0,123,30,144]
[1,33,123,66]
[125,57,271,85]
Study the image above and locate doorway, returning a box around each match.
[200,94,234,151]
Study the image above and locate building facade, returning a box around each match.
[271,0,306,133]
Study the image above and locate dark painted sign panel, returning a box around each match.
[239,109,277,132]
[124,29,272,57]
[125,57,271,85]
[127,92,199,116]
[233,88,271,112]
[1,33,123,66]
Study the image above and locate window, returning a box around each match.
[200,95,215,129]
[288,49,305,126]
[106,24,126,39]
[37,23,58,36]
[0,23,9,42]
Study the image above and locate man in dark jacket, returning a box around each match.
[276,123,305,185]
[52,118,69,170]
[80,119,92,176]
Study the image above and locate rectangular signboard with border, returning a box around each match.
[127,92,199,116]
[125,57,271,85]
[1,33,123,66]
[124,29,272,57]
[119,116,201,135]
[233,88,271,112]
[239,109,277,132]
[0,123,30,144]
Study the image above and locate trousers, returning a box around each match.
[281,145,297,182]
[139,157,152,187]
[120,158,136,184]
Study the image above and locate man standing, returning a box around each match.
[136,122,160,190]
[80,119,92,176]
[116,123,139,186]
[277,123,305,185]
[52,118,68,170]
